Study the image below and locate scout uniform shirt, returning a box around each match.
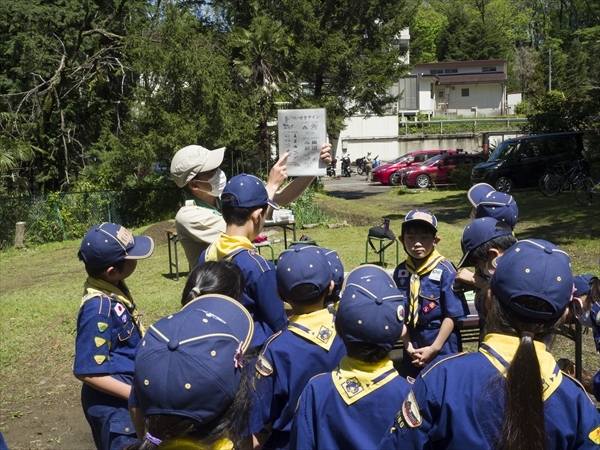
[393,253,465,376]
[253,308,346,450]
[175,195,226,268]
[377,334,600,450]
[201,233,287,348]
[290,356,411,450]
[73,277,144,449]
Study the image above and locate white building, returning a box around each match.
[394,59,508,118]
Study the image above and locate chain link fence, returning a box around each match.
[0,188,181,249]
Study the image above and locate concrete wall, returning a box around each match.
[442,83,503,117]
[332,114,484,162]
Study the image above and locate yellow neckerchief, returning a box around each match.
[158,436,233,450]
[185,193,222,215]
[205,233,255,262]
[479,333,562,401]
[82,277,145,337]
[288,308,337,351]
[405,249,444,326]
[332,356,399,405]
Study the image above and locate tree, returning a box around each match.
[0,0,148,193]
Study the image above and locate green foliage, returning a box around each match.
[524,91,585,133]
[448,166,472,189]
[290,189,328,226]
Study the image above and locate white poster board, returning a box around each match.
[277,108,327,176]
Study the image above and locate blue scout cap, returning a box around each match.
[402,210,438,233]
[276,245,332,302]
[491,239,573,321]
[323,247,345,295]
[468,183,519,229]
[337,265,405,352]
[458,217,513,268]
[134,295,253,424]
[221,174,278,210]
[573,274,597,297]
[79,223,154,269]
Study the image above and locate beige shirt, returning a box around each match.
[175,198,226,268]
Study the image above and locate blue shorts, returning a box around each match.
[81,383,138,450]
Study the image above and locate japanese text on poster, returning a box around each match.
[278,108,327,176]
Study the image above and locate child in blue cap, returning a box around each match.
[251,245,346,450]
[455,217,518,340]
[199,173,287,348]
[74,223,154,450]
[393,210,466,378]
[572,274,600,401]
[379,239,600,450]
[291,265,411,450]
[125,294,254,450]
[468,183,519,229]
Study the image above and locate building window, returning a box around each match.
[439,90,444,98]
[430,69,444,74]
[462,88,470,97]
[482,67,497,72]
[444,68,458,74]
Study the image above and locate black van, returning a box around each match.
[470,132,585,192]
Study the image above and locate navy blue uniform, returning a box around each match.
[378,334,600,449]
[591,301,600,402]
[200,246,286,348]
[253,308,346,450]
[291,356,411,450]
[393,259,465,377]
[73,281,141,450]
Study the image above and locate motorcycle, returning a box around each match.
[355,157,367,175]
[341,155,352,177]
[326,158,338,178]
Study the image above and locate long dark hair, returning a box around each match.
[123,361,252,450]
[181,260,245,306]
[485,294,564,450]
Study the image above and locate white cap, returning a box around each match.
[170,145,226,188]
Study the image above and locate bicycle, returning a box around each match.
[575,176,599,205]
[538,158,589,197]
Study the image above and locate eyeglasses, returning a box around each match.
[194,168,218,182]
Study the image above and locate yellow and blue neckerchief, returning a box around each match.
[82,277,145,337]
[158,436,233,450]
[479,333,562,401]
[288,308,337,351]
[405,249,444,326]
[204,233,254,262]
[332,356,399,405]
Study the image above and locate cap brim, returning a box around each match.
[201,147,226,173]
[182,294,254,352]
[125,235,155,260]
[468,183,495,207]
[457,250,471,269]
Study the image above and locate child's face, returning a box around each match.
[401,231,439,261]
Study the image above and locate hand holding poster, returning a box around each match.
[277,108,327,177]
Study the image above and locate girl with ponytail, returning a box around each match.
[378,239,600,450]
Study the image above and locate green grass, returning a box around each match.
[0,186,598,413]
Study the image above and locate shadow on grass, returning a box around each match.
[325,189,385,200]
[417,188,599,246]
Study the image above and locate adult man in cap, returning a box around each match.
[170,143,331,268]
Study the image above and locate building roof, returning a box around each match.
[434,72,507,85]
[414,59,507,69]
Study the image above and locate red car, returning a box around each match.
[371,150,456,185]
[394,153,486,188]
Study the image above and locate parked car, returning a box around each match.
[395,152,487,188]
[470,132,586,193]
[372,149,456,185]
